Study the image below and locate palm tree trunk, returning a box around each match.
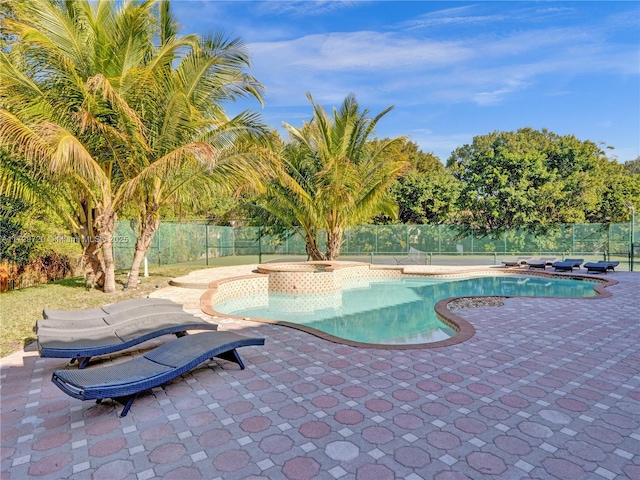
[94,206,117,293]
[81,240,104,289]
[77,201,105,289]
[305,228,326,261]
[127,216,160,289]
[102,237,116,294]
[326,228,343,261]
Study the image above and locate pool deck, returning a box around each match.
[1,265,639,479]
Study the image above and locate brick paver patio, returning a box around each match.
[1,266,638,479]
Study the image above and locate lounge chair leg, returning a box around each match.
[78,357,91,369]
[115,394,138,417]
[214,349,245,369]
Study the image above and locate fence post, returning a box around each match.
[205,223,209,266]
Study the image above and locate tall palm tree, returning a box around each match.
[114,8,267,288]
[260,93,409,260]
[1,0,266,291]
[0,0,145,291]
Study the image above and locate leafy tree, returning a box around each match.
[589,162,640,223]
[0,151,82,265]
[447,128,623,237]
[258,93,409,260]
[371,138,443,173]
[391,169,461,224]
[623,157,640,175]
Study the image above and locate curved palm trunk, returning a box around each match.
[304,228,325,261]
[127,215,159,289]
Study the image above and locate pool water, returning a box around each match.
[214,275,598,345]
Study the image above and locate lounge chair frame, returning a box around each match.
[38,312,218,369]
[395,247,427,265]
[37,304,188,333]
[51,331,265,416]
[526,257,558,269]
[584,261,619,274]
[552,259,584,272]
[501,257,531,267]
[43,298,181,321]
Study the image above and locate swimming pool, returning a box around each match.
[212,275,598,346]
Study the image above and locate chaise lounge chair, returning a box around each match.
[525,257,557,269]
[584,261,619,274]
[501,256,531,267]
[394,247,427,265]
[51,331,265,416]
[552,258,584,272]
[597,260,619,271]
[564,258,584,269]
[43,297,181,321]
[38,311,218,369]
[37,304,188,333]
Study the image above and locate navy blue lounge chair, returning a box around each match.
[526,257,558,269]
[37,304,187,333]
[584,261,619,273]
[43,298,181,321]
[38,311,218,369]
[597,260,619,270]
[565,258,584,269]
[501,257,531,267]
[51,331,265,416]
[552,258,584,272]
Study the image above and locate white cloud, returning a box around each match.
[255,0,358,17]
[397,4,506,30]
[250,32,471,71]
[245,22,638,109]
[403,129,474,161]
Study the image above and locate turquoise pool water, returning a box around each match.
[214,275,598,345]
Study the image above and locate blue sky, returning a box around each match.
[171,1,640,163]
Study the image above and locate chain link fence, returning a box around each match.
[113,221,639,271]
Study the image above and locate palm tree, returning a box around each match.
[1,0,266,291]
[112,7,267,289]
[259,93,409,260]
[1,0,162,292]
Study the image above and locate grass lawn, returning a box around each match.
[0,265,201,358]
